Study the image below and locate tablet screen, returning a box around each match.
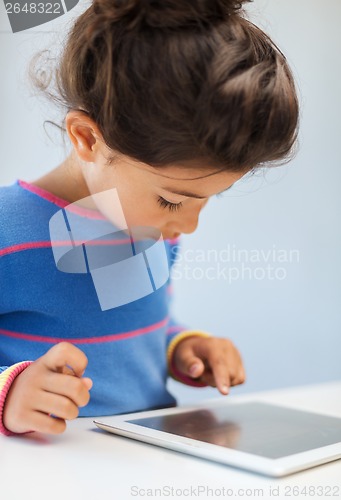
[127,402,341,459]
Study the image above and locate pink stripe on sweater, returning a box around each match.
[167,325,186,334]
[18,180,106,220]
[0,241,52,257]
[1,235,178,257]
[0,316,169,345]
[19,179,70,208]
[0,238,135,257]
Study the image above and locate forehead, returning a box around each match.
[122,156,245,197]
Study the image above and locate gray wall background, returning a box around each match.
[1,1,340,405]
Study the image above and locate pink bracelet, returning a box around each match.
[0,361,33,436]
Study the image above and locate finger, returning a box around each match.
[192,361,217,387]
[82,377,93,391]
[230,367,246,386]
[176,338,229,389]
[197,372,216,387]
[210,355,236,395]
[187,357,206,378]
[205,361,243,391]
[240,367,246,383]
[41,372,92,408]
[173,338,208,378]
[207,340,245,393]
[26,411,67,435]
[61,364,77,376]
[34,391,80,421]
[175,350,206,379]
[42,342,89,378]
[229,348,246,386]
[190,339,232,389]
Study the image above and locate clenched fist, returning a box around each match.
[3,342,93,435]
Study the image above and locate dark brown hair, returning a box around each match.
[31,0,299,172]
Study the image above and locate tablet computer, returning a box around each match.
[94,400,341,477]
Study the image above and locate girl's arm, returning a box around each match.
[165,241,245,393]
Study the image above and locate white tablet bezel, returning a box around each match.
[93,400,341,477]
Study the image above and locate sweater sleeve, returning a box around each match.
[0,361,33,436]
[165,240,211,387]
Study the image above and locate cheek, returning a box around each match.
[119,194,166,229]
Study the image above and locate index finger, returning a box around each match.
[42,342,89,378]
[191,339,231,393]
[210,356,232,395]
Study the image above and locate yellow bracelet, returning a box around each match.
[167,330,211,368]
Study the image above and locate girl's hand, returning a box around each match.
[172,336,246,395]
[3,342,92,435]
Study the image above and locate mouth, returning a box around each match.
[164,233,181,240]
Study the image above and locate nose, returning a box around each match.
[176,210,200,235]
[165,200,207,238]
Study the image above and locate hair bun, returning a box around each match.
[93,0,250,30]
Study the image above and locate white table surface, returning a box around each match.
[1,381,340,500]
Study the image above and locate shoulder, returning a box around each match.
[0,180,23,208]
[0,180,57,252]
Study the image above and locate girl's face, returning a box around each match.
[81,154,244,240]
[67,112,245,240]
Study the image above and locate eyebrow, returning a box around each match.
[161,185,233,199]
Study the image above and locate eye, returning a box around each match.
[157,196,183,212]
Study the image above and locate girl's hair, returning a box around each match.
[31,0,299,172]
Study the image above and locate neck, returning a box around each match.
[30,151,90,204]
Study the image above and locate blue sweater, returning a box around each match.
[0,180,188,418]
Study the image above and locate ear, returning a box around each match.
[65,110,105,163]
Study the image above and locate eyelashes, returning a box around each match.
[157,196,183,212]
[157,191,226,212]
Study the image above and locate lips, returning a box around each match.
[168,233,181,240]
[161,231,181,240]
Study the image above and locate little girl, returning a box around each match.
[0,0,299,436]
